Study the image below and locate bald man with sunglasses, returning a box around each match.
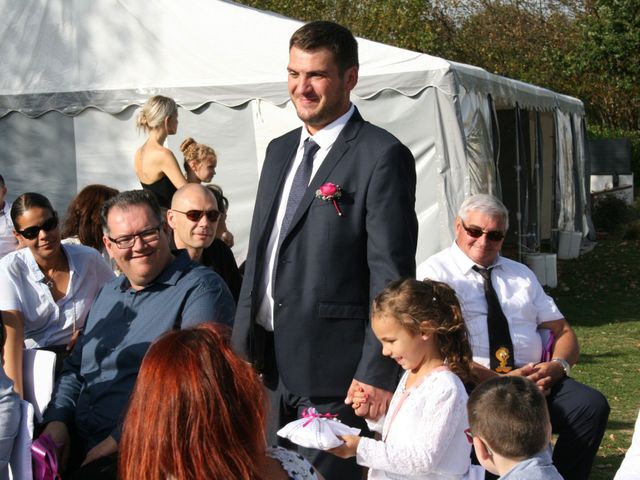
[418,194,609,480]
[167,184,242,301]
[167,184,221,262]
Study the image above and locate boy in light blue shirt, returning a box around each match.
[467,376,563,479]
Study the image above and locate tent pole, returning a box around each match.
[535,111,543,250]
[515,104,522,262]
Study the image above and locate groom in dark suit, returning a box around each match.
[232,20,418,478]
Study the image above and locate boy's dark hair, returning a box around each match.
[467,376,550,459]
[289,20,358,74]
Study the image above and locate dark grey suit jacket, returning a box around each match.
[232,108,418,397]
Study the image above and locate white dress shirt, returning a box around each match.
[418,242,563,368]
[0,243,114,348]
[256,105,355,331]
[0,202,17,260]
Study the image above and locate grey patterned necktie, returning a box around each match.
[279,138,320,242]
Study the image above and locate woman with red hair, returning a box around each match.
[119,323,322,480]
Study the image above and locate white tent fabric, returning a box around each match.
[0,0,588,264]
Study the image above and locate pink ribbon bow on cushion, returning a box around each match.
[302,407,338,427]
[31,434,62,480]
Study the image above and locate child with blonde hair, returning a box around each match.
[180,137,217,184]
[331,278,479,479]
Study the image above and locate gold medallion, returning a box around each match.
[495,347,513,373]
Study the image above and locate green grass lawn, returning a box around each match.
[549,239,640,479]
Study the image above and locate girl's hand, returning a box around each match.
[351,388,368,410]
[328,435,361,459]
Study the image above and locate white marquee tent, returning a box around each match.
[0,0,589,263]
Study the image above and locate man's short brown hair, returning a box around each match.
[289,20,358,74]
[468,376,550,459]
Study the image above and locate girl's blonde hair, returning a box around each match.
[136,95,177,133]
[372,278,476,386]
[180,137,216,169]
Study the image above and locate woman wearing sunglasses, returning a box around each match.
[0,192,114,397]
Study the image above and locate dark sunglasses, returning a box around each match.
[460,219,505,242]
[172,209,221,222]
[16,215,59,240]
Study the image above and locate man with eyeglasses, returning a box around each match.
[0,174,17,259]
[39,189,235,478]
[167,183,241,301]
[418,193,609,480]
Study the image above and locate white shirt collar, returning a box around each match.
[450,240,505,274]
[298,104,355,149]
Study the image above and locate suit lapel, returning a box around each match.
[280,109,365,246]
[257,131,300,241]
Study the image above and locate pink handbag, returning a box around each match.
[31,434,62,480]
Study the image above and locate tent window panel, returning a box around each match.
[495,108,520,255]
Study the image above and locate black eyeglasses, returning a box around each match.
[464,428,493,454]
[171,209,221,222]
[460,219,505,242]
[464,428,474,444]
[16,215,59,240]
[107,226,161,249]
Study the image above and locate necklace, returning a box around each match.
[43,270,57,289]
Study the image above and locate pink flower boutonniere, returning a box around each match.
[315,182,343,216]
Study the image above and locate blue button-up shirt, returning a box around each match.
[42,250,235,450]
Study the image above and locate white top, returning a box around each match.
[0,243,114,347]
[0,201,17,259]
[418,242,563,368]
[356,369,471,479]
[267,446,320,480]
[256,104,355,331]
[614,408,640,480]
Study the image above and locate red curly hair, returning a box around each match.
[119,323,268,480]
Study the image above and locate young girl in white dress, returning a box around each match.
[331,278,478,479]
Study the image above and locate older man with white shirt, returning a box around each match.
[418,193,609,480]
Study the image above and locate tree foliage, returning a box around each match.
[573,0,640,129]
[240,0,451,53]
[238,0,639,132]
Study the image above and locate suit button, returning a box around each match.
[277,302,283,308]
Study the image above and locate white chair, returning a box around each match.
[22,350,57,424]
[5,350,57,479]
